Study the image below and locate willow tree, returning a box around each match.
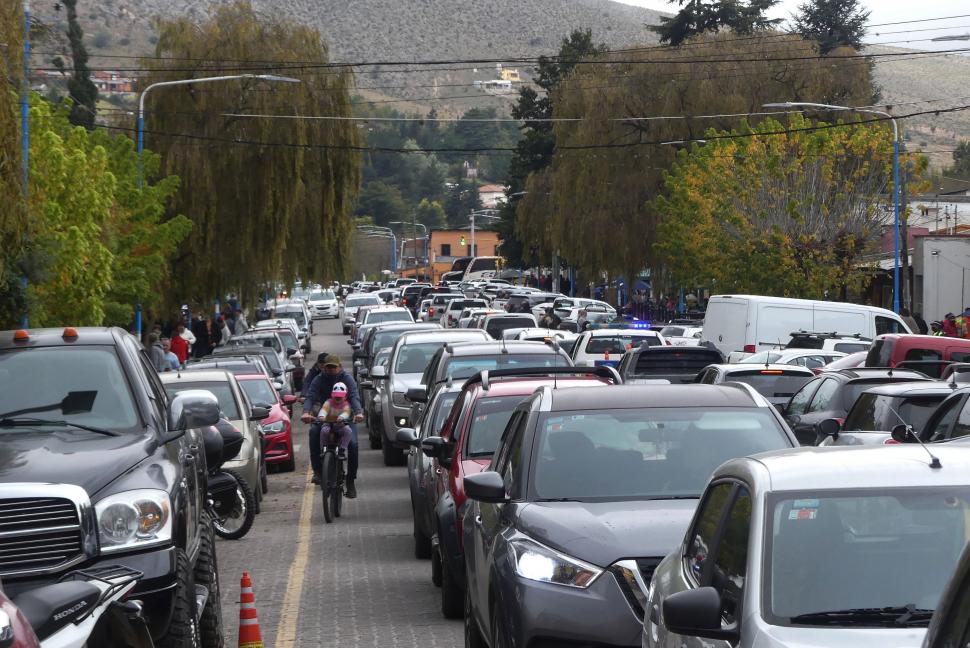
[527,33,874,284]
[143,1,361,304]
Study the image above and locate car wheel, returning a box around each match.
[156,549,201,648]
[194,515,225,648]
[431,546,443,587]
[413,506,432,559]
[381,440,405,466]
[464,588,486,648]
[440,550,464,619]
[490,607,512,648]
[369,434,382,450]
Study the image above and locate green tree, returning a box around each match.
[650,0,781,45]
[792,0,870,54]
[355,181,409,226]
[62,0,98,129]
[145,1,360,302]
[949,141,970,180]
[415,199,447,228]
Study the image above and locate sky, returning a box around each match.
[613,0,970,50]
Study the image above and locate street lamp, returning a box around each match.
[137,73,301,186]
[763,101,902,314]
[389,221,429,277]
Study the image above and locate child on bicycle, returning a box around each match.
[317,382,353,459]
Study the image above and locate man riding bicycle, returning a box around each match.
[301,354,364,497]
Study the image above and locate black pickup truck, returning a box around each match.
[0,327,224,647]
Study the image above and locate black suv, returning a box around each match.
[0,327,224,647]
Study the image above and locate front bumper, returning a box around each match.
[383,403,410,443]
[500,570,643,648]
[263,429,293,464]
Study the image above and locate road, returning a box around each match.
[216,318,462,647]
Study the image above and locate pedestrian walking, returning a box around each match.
[177,322,196,355]
[216,316,231,346]
[148,333,167,372]
[233,309,249,336]
[169,329,189,365]
[191,313,210,358]
[913,311,929,335]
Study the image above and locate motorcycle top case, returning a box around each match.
[214,418,244,462]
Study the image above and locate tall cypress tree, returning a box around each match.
[62,0,97,129]
[650,0,781,46]
[792,0,870,54]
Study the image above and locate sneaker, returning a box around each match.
[310,471,321,485]
[345,479,357,499]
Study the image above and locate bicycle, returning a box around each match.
[319,417,350,523]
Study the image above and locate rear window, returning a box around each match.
[444,353,564,380]
[433,294,462,306]
[866,339,893,368]
[366,311,413,325]
[633,350,723,377]
[486,317,536,338]
[165,381,239,420]
[844,393,948,432]
[347,295,381,307]
[464,395,525,457]
[585,335,661,355]
[724,370,813,400]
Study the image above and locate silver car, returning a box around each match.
[377,329,489,466]
[340,292,382,335]
[644,445,970,648]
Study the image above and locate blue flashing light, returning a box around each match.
[629,320,651,330]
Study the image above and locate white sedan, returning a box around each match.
[570,328,666,367]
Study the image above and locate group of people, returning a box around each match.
[144,305,252,372]
[931,308,970,337]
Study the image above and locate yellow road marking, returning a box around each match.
[274,466,315,646]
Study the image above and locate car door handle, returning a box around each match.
[189,444,199,451]
[474,515,483,527]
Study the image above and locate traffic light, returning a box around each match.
[460,236,466,247]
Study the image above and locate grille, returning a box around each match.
[635,557,663,584]
[0,497,84,576]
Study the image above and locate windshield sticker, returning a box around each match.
[789,508,818,521]
[792,499,819,509]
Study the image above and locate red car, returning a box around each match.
[419,366,620,618]
[237,374,297,472]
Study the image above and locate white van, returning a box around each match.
[701,295,911,362]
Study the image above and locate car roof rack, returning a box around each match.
[789,330,872,340]
[464,365,622,391]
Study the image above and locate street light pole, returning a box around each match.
[137,73,300,187]
[764,101,902,313]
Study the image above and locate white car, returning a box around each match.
[738,348,847,371]
[307,288,339,319]
[442,298,488,328]
[552,297,615,321]
[340,292,382,335]
[459,308,502,329]
[417,298,433,322]
[661,324,704,346]
[570,328,666,367]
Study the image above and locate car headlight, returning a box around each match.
[510,535,602,588]
[263,421,284,433]
[96,489,172,553]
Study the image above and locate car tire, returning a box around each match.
[431,547,443,587]
[212,471,256,540]
[369,434,381,450]
[464,588,486,648]
[413,506,432,559]
[440,550,464,619]
[156,549,201,648]
[490,607,511,648]
[381,440,406,466]
[194,515,225,648]
[281,454,296,472]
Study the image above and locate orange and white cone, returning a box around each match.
[238,572,264,648]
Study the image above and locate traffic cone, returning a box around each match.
[238,572,264,648]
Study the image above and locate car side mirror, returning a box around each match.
[250,406,271,421]
[892,423,914,443]
[420,435,447,458]
[773,403,786,415]
[662,587,739,641]
[168,390,221,432]
[406,386,427,403]
[359,381,374,390]
[346,339,354,346]
[816,418,841,441]
[464,471,509,504]
[370,366,387,379]
[286,347,298,357]
[396,428,419,447]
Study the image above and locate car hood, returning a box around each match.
[516,499,698,567]
[0,428,155,497]
[754,623,925,648]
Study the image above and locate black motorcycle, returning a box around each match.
[203,419,257,540]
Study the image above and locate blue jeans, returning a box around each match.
[310,422,358,480]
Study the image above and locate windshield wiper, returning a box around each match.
[0,417,120,437]
[790,604,933,627]
[534,497,583,502]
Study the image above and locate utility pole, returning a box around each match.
[20,0,30,327]
[470,211,476,258]
[900,158,911,311]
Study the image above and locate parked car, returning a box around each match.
[428,293,464,323]
[214,342,296,394]
[924,528,970,648]
[353,305,414,340]
[354,322,441,380]
[462,383,798,648]
[618,346,725,384]
[702,294,911,362]
[411,366,621,619]
[370,329,490,465]
[363,347,394,446]
[786,330,872,354]
[504,291,562,315]
[866,334,970,378]
[340,292,382,334]
[695,363,816,407]
[417,299,433,321]
[0,326,224,645]
[442,299,489,328]
[782,368,930,445]
[571,329,666,367]
[738,348,847,371]
[644,445,970,648]
[551,297,615,321]
[161,370,269,509]
[461,308,502,329]
[481,313,539,340]
[273,302,313,343]
[817,381,955,446]
[819,350,868,372]
[401,283,432,313]
[236,373,297,472]
[660,324,704,347]
[307,288,339,319]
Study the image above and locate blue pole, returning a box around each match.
[135,303,142,337]
[892,139,901,314]
[136,114,144,188]
[20,1,30,328]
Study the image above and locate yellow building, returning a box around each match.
[398,229,501,281]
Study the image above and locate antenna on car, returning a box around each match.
[886,402,942,469]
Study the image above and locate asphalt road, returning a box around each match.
[216,318,463,647]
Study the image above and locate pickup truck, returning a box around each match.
[0,326,224,647]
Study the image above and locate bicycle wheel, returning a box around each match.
[331,461,344,518]
[321,452,336,523]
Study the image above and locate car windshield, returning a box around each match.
[0,347,139,431]
[367,311,413,325]
[444,353,563,380]
[277,309,306,326]
[239,379,277,407]
[843,393,946,432]
[740,351,783,364]
[347,295,381,307]
[532,407,790,501]
[165,381,240,420]
[723,370,813,400]
[310,290,335,300]
[766,487,970,626]
[236,334,282,353]
[464,395,524,457]
[585,335,660,355]
[224,347,282,372]
[395,342,447,373]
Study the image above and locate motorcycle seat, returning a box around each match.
[13,581,101,641]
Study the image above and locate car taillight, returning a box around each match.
[430,308,435,316]
[884,438,901,445]
[743,344,756,353]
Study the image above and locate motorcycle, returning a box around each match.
[0,565,153,648]
[204,419,257,540]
